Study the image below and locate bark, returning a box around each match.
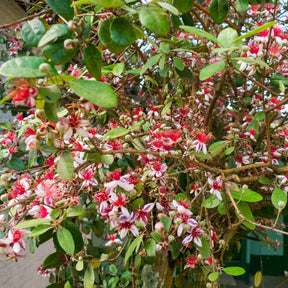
[153,250,176,288]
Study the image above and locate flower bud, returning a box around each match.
[68,20,78,31]
[206,283,212,288]
[72,39,80,48]
[39,63,51,74]
[157,213,166,220]
[183,224,190,232]
[125,134,132,141]
[155,222,164,233]
[0,194,8,202]
[35,109,46,122]
[123,143,130,149]
[197,254,203,261]
[1,174,10,182]
[64,39,75,50]
[196,216,201,221]
[242,184,248,191]
[175,218,182,225]
[169,211,176,217]
[168,235,175,243]
[187,140,193,148]
[278,201,286,210]
[219,239,225,247]
[56,118,69,134]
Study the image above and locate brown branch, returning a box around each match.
[205,71,227,130]
[0,9,52,30]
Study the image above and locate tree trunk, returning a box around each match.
[153,250,176,288]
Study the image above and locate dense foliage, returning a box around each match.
[0,0,288,287]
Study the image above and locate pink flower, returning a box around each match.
[149,162,167,178]
[105,234,123,246]
[136,203,154,225]
[182,226,204,247]
[208,176,223,201]
[117,207,139,239]
[193,131,212,154]
[79,168,98,186]
[184,255,198,269]
[104,170,135,192]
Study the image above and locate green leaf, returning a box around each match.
[232,21,278,44]
[140,54,162,75]
[217,28,239,48]
[254,271,262,288]
[69,80,117,108]
[6,158,26,171]
[180,26,218,43]
[84,264,95,288]
[46,0,74,21]
[67,206,85,218]
[108,277,119,288]
[208,272,219,282]
[225,147,235,155]
[43,251,64,270]
[38,24,69,47]
[169,241,182,259]
[271,73,288,88]
[201,196,221,208]
[21,18,46,47]
[57,151,74,181]
[235,0,249,12]
[112,63,125,77]
[0,56,57,78]
[72,0,124,8]
[151,231,161,243]
[101,154,114,165]
[76,260,84,271]
[84,44,103,80]
[173,0,194,13]
[161,217,172,233]
[145,239,156,257]
[38,85,61,103]
[125,234,144,264]
[64,281,72,288]
[43,41,78,65]
[209,0,229,25]
[230,188,263,202]
[200,60,226,81]
[161,101,172,116]
[29,225,53,237]
[271,188,287,210]
[208,140,228,157]
[233,57,268,68]
[0,122,13,131]
[44,102,59,123]
[98,19,125,53]
[104,127,129,140]
[109,264,118,276]
[254,112,265,121]
[223,267,245,276]
[13,218,53,229]
[57,227,75,255]
[62,221,84,253]
[259,177,270,185]
[139,6,170,36]
[236,202,255,230]
[196,238,210,259]
[158,2,179,16]
[110,17,136,47]
[173,57,185,71]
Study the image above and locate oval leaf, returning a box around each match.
[223,267,245,276]
[43,41,78,65]
[209,0,229,25]
[38,24,69,47]
[38,85,61,103]
[208,272,219,282]
[139,6,170,36]
[21,18,46,47]
[200,60,226,81]
[84,44,102,80]
[13,218,53,229]
[230,188,263,202]
[236,202,255,230]
[254,271,262,287]
[57,227,75,255]
[145,238,156,257]
[0,56,57,78]
[84,265,95,288]
[69,80,117,108]
[104,127,129,140]
[110,17,136,47]
[173,0,194,13]
[271,188,287,210]
[44,102,59,123]
[57,151,74,181]
[46,0,74,21]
